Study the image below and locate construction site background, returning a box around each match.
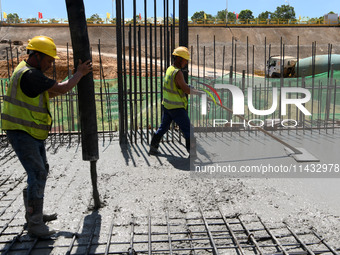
[1,17,339,26]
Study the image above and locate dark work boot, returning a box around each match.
[186,137,197,158]
[23,188,57,230]
[27,199,56,238]
[149,133,162,155]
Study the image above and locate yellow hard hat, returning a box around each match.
[172,46,190,61]
[26,36,60,59]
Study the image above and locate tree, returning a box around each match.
[26,18,39,24]
[227,12,236,21]
[7,13,20,23]
[191,11,213,21]
[272,4,295,19]
[238,9,254,20]
[87,13,103,24]
[258,11,272,20]
[216,10,227,22]
[50,18,59,24]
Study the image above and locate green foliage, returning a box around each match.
[50,18,59,24]
[7,13,20,23]
[258,11,272,19]
[216,10,227,22]
[227,12,236,21]
[191,11,213,21]
[238,9,254,20]
[87,13,103,24]
[272,4,295,19]
[26,18,39,23]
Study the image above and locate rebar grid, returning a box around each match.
[1,35,340,145]
[0,197,339,255]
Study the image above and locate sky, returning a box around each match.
[0,0,338,21]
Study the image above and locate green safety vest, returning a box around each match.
[162,65,188,110]
[1,61,52,140]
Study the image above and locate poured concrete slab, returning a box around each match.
[284,147,320,162]
[192,129,340,178]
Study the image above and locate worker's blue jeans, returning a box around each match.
[6,130,49,202]
[155,106,193,139]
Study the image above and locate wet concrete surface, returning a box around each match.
[0,129,340,253]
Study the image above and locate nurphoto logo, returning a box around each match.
[200,84,311,116]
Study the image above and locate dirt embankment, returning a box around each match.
[0,44,118,80]
[0,25,339,75]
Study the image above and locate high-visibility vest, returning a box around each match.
[162,65,188,110]
[1,61,52,140]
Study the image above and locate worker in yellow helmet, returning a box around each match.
[1,36,92,238]
[149,46,199,157]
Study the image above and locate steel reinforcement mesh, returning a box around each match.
[0,181,339,255]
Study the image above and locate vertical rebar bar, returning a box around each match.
[129,26,133,142]
[128,216,136,254]
[237,215,263,254]
[218,207,245,255]
[247,36,249,87]
[166,211,173,255]
[234,43,237,85]
[122,0,128,143]
[148,211,152,255]
[231,36,234,78]
[296,36,300,134]
[311,41,316,131]
[144,18,150,141]
[104,217,115,255]
[6,47,10,80]
[259,216,289,255]
[145,1,150,142]
[150,23,154,137]
[214,35,216,81]
[9,40,14,73]
[116,0,125,143]
[199,206,220,255]
[285,223,316,255]
[333,81,337,133]
[133,0,138,144]
[222,45,225,83]
[138,26,143,143]
[98,40,105,143]
[154,0,158,135]
[16,47,19,66]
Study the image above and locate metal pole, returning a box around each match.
[0,0,2,22]
[226,0,228,23]
[65,0,100,209]
[179,1,188,55]
[112,0,114,21]
[117,0,126,143]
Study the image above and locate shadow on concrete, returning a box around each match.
[74,210,102,254]
[0,223,78,254]
[119,140,194,171]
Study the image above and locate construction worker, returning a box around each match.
[1,36,92,238]
[149,46,198,157]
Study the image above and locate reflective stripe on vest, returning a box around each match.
[162,66,188,110]
[3,96,48,113]
[163,86,187,98]
[1,61,52,140]
[1,114,51,131]
[163,98,185,107]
